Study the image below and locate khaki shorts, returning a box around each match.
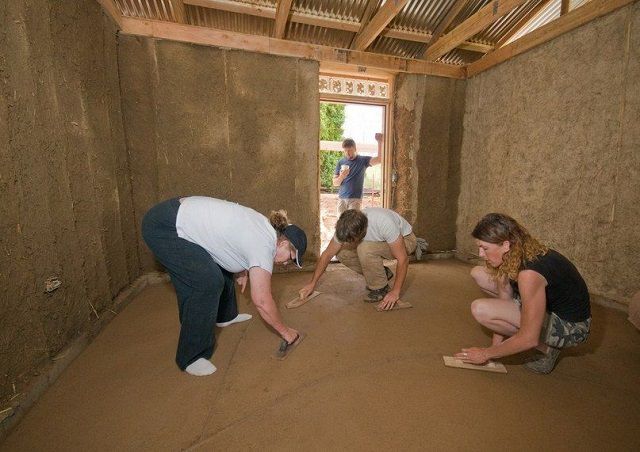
[513,295,591,348]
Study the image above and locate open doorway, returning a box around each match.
[319,101,386,251]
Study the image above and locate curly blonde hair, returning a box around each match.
[472,213,548,281]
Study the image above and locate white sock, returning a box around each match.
[216,313,252,328]
[185,358,217,376]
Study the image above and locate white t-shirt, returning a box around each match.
[333,207,412,244]
[175,196,276,274]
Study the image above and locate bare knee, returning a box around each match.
[470,299,492,324]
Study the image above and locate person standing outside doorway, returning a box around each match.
[333,133,383,215]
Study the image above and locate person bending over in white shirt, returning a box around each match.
[142,196,307,376]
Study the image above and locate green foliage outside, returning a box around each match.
[320,103,345,141]
[319,103,345,191]
[320,151,342,191]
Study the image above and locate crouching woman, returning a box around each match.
[455,213,591,374]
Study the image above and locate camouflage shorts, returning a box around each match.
[541,312,591,348]
[512,295,591,348]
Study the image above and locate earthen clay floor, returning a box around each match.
[2,260,640,451]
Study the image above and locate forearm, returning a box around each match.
[309,253,332,286]
[390,258,408,295]
[484,332,539,360]
[332,176,344,187]
[253,297,288,336]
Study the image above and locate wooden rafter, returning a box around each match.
[425,0,469,48]
[348,0,379,49]
[425,0,530,61]
[495,0,553,48]
[467,0,637,77]
[118,16,465,78]
[351,0,409,51]
[273,0,293,39]
[561,0,571,16]
[184,0,489,52]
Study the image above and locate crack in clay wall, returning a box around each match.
[457,3,640,305]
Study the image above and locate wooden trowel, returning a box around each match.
[286,290,321,309]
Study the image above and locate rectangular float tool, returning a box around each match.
[286,290,321,309]
[442,356,507,373]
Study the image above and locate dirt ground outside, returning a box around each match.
[320,192,382,250]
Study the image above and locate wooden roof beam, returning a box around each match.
[425,0,530,61]
[273,0,294,39]
[425,0,470,48]
[495,0,553,48]
[185,0,490,52]
[351,0,409,51]
[118,16,465,78]
[467,0,636,77]
[561,0,571,16]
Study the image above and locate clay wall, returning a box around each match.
[457,4,640,304]
[117,37,320,271]
[392,75,465,251]
[0,1,139,401]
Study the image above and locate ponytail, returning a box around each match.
[268,209,289,234]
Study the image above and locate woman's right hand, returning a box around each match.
[299,283,315,301]
[282,327,300,344]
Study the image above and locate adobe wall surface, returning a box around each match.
[393,75,465,251]
[458,4,640,304]
[0,1,138,402]
[118,38,320,270]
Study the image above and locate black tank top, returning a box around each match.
[510,249,591,322]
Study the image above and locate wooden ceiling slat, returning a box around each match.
[425,0,530,61]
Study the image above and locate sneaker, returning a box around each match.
[365,285,390,303]
[524,347,561,374]
[384,266,393,281]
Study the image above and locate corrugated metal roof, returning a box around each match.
[189,6,273,35]
[369,36,426,60]
[294,0,378,22]
[287,21,354,48]
[477,0,540,43]
[111,0,599,69]
[508,0,592,44]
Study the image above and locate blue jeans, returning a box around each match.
[141,198,238,370]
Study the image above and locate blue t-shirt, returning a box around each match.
[334,155,372,199]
